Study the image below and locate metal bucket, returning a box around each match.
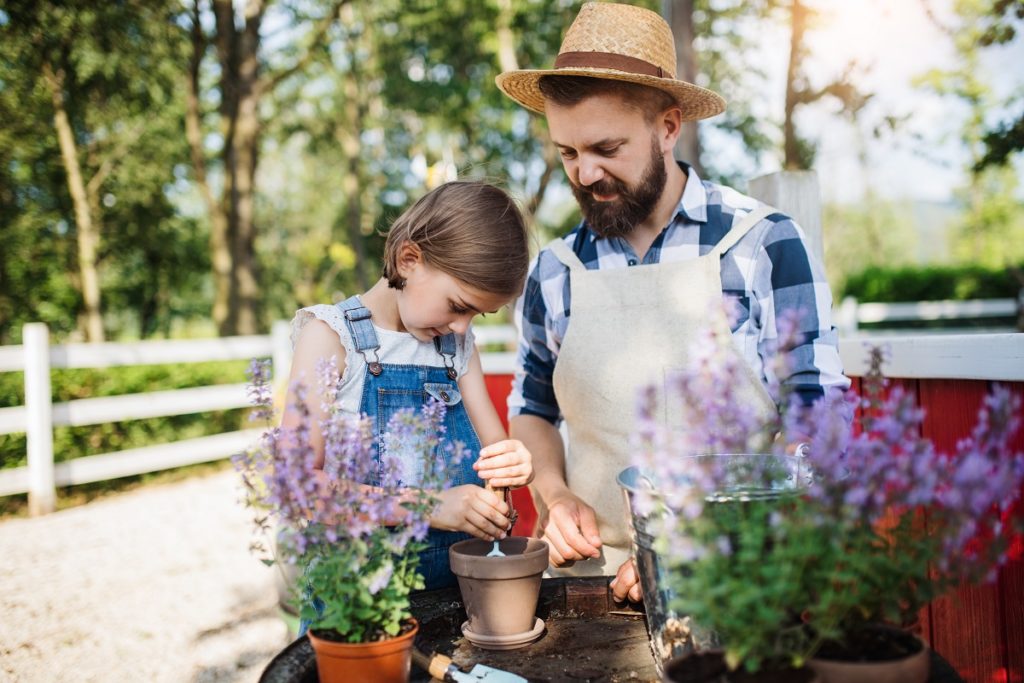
[617,454,813,673]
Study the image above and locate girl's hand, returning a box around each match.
[474,439,534,488]
[430,484,510,541]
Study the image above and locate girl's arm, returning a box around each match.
[280,319,347,469]
[459,347,534,488]
[283,323,510,538]
[459,346,508,446]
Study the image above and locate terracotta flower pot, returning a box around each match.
[663,651,820,683]
[307,619,418,683]
[808,624,929,683]
[449,537,549,649]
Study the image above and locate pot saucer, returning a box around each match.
[461,617,545,650]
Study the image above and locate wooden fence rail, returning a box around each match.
[835,296,1019,334]
[1,323,1022,516]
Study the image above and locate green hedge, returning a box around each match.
[840,264,1023,302]
[0,359,260,513]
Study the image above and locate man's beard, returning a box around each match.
[571,138,668,239]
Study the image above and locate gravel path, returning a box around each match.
[0,470,292,682]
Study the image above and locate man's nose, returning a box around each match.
[576,155,605,188]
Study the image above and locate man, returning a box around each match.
[496,2,849,603]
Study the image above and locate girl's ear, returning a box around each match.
[395,241,423,278]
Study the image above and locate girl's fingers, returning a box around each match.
[478,440,519,457]
[474,452,521,472]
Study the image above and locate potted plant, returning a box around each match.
[234,358,461,683]
[792,347,1024,683]
[629,309,1024,683]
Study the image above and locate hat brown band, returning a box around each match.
[553,51,666,78]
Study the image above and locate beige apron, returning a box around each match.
[542,205,778,577]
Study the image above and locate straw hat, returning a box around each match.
[496,2,725,120]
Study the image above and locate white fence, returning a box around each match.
[0,322,289,514]
[2,321,1022,516]
[835,296,1019,334]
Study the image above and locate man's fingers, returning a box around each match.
[611,559,641,602]
[576,504,603,548]
[551,507,601,557]
[542,520,583,564]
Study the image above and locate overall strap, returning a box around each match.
[708,205,776,259]
[336,295,383,376]
[547,237,587,272]
[433,333,459,381]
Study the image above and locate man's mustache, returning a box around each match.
[578,178,625,197]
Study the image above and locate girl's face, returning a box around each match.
[395,244,509,342]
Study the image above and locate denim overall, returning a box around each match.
[298,298,483,635]
[335,296,483,590]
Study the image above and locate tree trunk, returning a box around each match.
[187,0,233,334]
[664,0,703,175]
[335,4,370,291]
[228,0,264,335]
[42,61,105,343]
[783,0,808,170]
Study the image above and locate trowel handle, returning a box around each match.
[484,481,518,530]
[411,647,458,681]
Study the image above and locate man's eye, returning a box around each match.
[559,149,577,159]
[597,146,619,156]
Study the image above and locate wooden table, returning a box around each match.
[259,577,965,683]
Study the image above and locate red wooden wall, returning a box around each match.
[483,372,1024,683]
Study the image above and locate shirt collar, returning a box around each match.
[675,161,709,224]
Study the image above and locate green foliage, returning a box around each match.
[0,0,194,343]
[664,492,841,672]
[840,263,1023,302]
[821,199,923,292]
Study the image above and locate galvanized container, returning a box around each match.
[618,453,814,674]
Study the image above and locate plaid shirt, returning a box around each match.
[510,163,850,425]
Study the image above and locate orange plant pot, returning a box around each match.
[307,619,419,683]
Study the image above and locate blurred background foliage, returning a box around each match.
[1,0,1021,346]
[0,1,1022,488]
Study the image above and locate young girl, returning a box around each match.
[282,180,534,591]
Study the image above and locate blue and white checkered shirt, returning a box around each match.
[509,163,850,425]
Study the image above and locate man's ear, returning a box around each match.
[658,107,684,155]
[395,240,423,278]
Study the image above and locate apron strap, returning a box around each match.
[707,205,777,259]
[546,237,587,271]
[336,295,384,376]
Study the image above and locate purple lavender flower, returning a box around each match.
[233,366,455,641]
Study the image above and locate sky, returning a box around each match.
[755,0,1024,205]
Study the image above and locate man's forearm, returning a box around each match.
[509,414,569,505]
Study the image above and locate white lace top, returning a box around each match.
[290,302,476,415]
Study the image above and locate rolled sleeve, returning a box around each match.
[509,256,563,425]
[757,217,850,405]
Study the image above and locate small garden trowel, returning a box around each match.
[412,648,527,683]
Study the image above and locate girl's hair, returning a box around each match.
[538,75,677,124]
[382,181,530,299]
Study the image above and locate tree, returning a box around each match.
[184,0,345,335]
[918,0,1024,266]
[780,0,871,170]
[973,0,1024,170]
[0,1,190,342]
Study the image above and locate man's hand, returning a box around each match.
[539,492,602,566]
[609,557,642,603]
